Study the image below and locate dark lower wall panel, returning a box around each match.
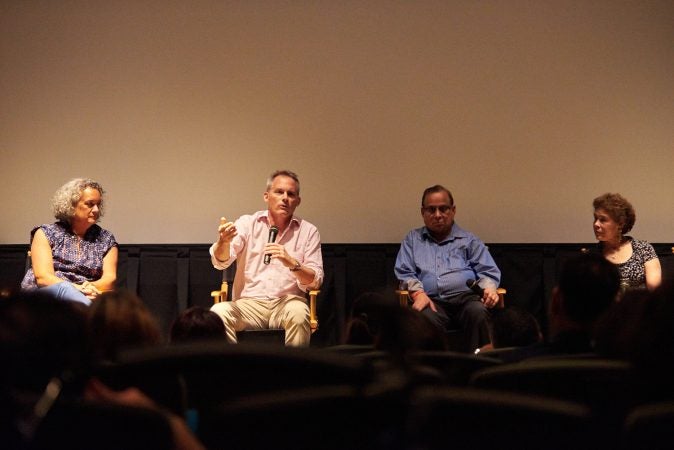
[2,243,673,346]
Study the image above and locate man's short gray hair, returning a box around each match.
[266,170,300,194]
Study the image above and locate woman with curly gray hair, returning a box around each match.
[593,192,661,292]
[21,178,118,305]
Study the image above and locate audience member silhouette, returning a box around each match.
[86,289,163,363]
[344,290,448,351]
[342,291,450,390]
[343,291,393,346]
[593,288,650,360]
[1,289,205,449]
[170,306,226,343]
[487,306,542,348]
[1,291,90,448]
[548,252,620,355]
[477,306,545,362]
[589,281,674,411]
[375,306,449,355]
[626,280,674,401]
[84,290,187,416]
[83,378,205,450]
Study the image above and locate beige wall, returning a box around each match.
[2,0,673,244]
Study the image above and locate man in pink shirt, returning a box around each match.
[210,170,324,346]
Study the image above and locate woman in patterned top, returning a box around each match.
[593,193,661,292]
[21,178,118,305]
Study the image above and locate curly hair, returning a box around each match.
[593,192,636,234]
[51,178,105,223]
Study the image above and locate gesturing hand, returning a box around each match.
[218,217,237,243]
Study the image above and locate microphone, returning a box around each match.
[466,279,484,297]
[264,226,279,265]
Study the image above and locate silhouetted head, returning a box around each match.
[0,290,89,393]
[87,290,162,362]
[488,306,542,348]
[553,252,620,329]
[170,306,225,343]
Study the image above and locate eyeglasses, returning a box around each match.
[422,205,454,215]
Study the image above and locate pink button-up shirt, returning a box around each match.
[210,210,324,300]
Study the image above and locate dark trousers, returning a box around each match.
[419,291,490,352]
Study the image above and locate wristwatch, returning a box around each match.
[290,260,302,272]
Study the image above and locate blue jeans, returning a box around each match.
[40,281,92,306]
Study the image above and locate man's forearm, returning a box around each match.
[293,265,316,287]
[213,239,231,262]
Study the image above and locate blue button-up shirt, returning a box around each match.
[394,222,500,301]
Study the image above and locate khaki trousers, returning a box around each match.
[211,295,311,347]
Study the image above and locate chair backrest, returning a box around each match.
[408,350,503,385]
[623,401,674,450]
[199,384,406,450]
[96,342,375,414]
[477,344,549,363]
[31,399,174,450]
[406,385,594,450]
[470,357,639,430]
[323,344,377,355]
[470,358,633,399]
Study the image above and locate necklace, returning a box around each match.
[604,238,627,262]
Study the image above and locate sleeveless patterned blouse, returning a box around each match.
[21,221,117,289]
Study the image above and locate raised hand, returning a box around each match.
[218,216,237,243]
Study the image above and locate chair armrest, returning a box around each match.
[397,288,507,308]
[396,290,411,308]
[496,287,507,308]
[211,281,229,304]
[308,290,320,333]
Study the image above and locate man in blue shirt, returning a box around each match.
[395,185,501,352]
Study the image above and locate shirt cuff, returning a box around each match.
[404,279,424,292]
